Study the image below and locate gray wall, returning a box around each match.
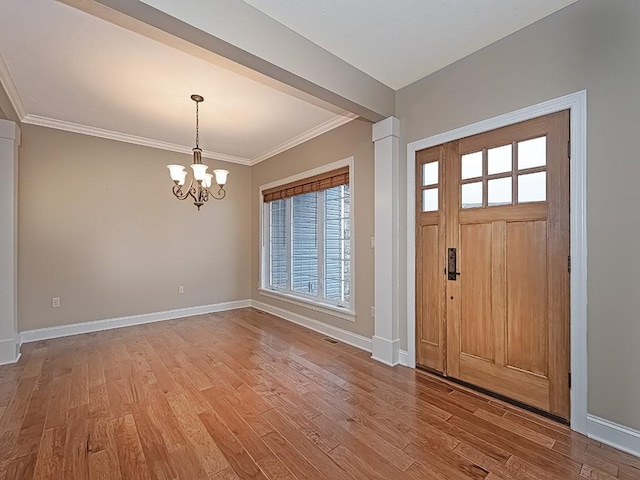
[251,119,375,338]
[396,0,640,431]
[18,124,252,330]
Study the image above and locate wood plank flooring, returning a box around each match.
[0,307,638,479]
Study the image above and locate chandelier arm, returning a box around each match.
[172,182,193,201]
[189,184,200,201]
[208,187,227,200]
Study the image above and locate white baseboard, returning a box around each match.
[250,300,373,353]
[399,349,409,367]
[0,337,20,365]
[20,300,251,344]
[587,414,640,458]
[371,335,401,367]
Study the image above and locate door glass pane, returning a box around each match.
[461,151,482,180]
[488,144,512,175]
[518,172,546,203]
[422,162,438,186]
[422,188,438,212]
[461,182,483,209]
[488,177,512,206]
[518,136,546,170]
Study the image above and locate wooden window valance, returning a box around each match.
[262,166,349,203]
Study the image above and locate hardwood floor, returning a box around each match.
[0,307,638,480]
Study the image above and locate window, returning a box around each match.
[460,136,548,209]
[262,165,352,312]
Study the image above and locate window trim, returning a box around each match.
[259,157,355,321]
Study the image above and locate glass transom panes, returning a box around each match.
[461,151,483,180]
[461,182,483,209]
[518,172,546,203]
[422,188,438,212]
[518,136,547,170]
[422,162,439,186]
[488,177,512,206]
[488,144,512,175]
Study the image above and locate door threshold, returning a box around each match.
[415,366,570,426]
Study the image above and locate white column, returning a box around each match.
[0,120,20,364]
[372,116,400,366]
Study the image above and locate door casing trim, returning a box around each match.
[405,90,588,434]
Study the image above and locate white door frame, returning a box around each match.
[405,91,588,434]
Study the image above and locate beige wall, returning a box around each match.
[18,124,251,330]
[397,0,640,430]
[251,119,375,338]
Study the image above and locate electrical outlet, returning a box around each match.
[370,306,375,318]
[178,285,184,294]
[370,236,375,249]
[51,297,61,308]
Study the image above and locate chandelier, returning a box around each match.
[167,94,229,210]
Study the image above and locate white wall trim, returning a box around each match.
[399,349,409,367]
[0,52,26,120]
[15,112,358,169]
[406,91,588,434]
[250,113,358,165]
[372,116,401,367]
[0,121,21,144]
[0,119,19,367]
[371,336,400,367]
[20,300,251,344]
[258,289,356,322]
[251,300,372,353]
[587,415,640,458]
[0,338,20,366]
[21,114,252,166]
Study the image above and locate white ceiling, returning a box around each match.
[240,0,579,90]
[0,0,354,164]
[0,0,578,164]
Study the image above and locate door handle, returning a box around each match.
[447,248,461,281]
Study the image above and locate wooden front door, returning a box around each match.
[416,111,570,419]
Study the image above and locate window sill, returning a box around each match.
[258,288,356,322]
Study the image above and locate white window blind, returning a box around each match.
[263,168,351,309]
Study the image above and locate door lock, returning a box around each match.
[447,248,461,281]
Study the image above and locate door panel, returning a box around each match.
[460,224,493,362]
[459,354,550,410]
[420,225,441,346]
[506,220,548,376]
[415,110,570,419]
[417,224,443,368]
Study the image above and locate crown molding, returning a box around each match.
[0,52,26,120]
[249,113,358,165]
[21,114,253,166]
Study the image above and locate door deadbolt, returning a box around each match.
[447,248,461,281]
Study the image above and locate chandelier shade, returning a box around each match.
[167,94,229,210]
